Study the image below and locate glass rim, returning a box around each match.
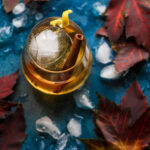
[26,17,86,74]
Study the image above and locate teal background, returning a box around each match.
[0,0,150,149]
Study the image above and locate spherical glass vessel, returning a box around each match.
[22,17,92,95]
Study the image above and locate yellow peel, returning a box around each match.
[50,9,72,28]
[62,9,72,28]
[50,19,62,27]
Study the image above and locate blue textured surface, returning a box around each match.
[1,0,150,149]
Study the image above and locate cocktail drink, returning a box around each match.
[22,10,92,95]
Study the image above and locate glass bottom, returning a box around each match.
[22,50,92,95]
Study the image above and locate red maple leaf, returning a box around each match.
[104,0,150,51]
[91,81,150,150]
[0,71,18,100]
[104,0,126,42]
[113,42,149,72]
[0,104,27,150]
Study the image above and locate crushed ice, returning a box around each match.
[12,3,26,15]
[67,116,82,137]
[95,38,113,64]
[100,64,123,80]
[92,2,106,16]
[74,89,94,109]
[36,116,61,140]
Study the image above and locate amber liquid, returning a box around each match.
[22,18,92,95]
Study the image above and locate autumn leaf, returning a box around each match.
[0,71,18,100]
[104,0,126,42]
[104,0,150,50]
[82,81,150,150]
[121,81,149,125]
[125,0,150,51]
[95,81,150,150]
[96,93,130,147]
[0,104,27,150]
[113,42,149,72]
[0,100,17,119]
[2,0,20,13]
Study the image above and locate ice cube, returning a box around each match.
[36,30,59,58]
[29,37,38,58]
[92,2,106,16]
[12,14,28,28]
[100,64,123,80]
[74,89,94,109]
[0,25,14,43]
[29,28,71,70]
[67,117,82,137]
[36,116,61,140]
[56,133,69,150]
[12,3,26,15]
[95,39,113,64]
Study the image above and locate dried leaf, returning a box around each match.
[0,71,18,100]
[96,93,130,145]
[128,108,150,147]
[105,0,150,50]
[113,42,149,72]
[125,0,150,50]
[121,80,149,125]
[0,104,27,150]
[0,100,17,119]
[2,0,20,13]
[92,81,150,150]
[105,0,126,42]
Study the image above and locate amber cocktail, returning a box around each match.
[22,16,92,95]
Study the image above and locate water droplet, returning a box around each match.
[36,116,61,140]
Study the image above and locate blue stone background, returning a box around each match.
[0,0,150,149]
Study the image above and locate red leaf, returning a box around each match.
[125,0,150,51]
[0,71,18,100]
[0,100,17,119]
[96,94,130,145]
[114,42,149,72]
[128,108,150,147]
[2,0,20,13]
[121,80,149,125]
[96,26,108,37]
[105,0,150,50]
[0,104,27,150]
[105,0,126,42]
[94,81,150,149]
